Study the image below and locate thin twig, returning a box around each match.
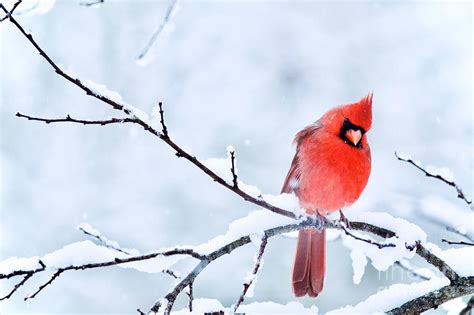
[394,261,430,281]
[233,235,268,313]
[340,224,396,249]
[186,283,193,312]
[446,226,474,243]
[78,225,130,255]
[79,0,104,7]
[441,239,474,246]
[136,0,179,62]
[395,151,472,206]
[0,0,22,22]
[158,102,168,138]
[0,273,33,300]
[230,150,238,189]
[16,112,136,126]
[24,269,65,300]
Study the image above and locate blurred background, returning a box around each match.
[0,0,472,313]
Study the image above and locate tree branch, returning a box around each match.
[136,0,179,62]
[460,295,474,315]
[233,235,268,313]
[441,239,474,246]
[16,112,137,127]
[395,151,472,207]
[387,277,474,314]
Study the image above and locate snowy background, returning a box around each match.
[0,0,472,313]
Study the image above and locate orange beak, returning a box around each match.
[345,129,362,146]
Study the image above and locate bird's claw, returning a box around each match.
[339,210,352,229]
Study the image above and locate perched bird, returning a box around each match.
[282,94,373,297]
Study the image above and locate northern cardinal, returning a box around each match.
[282,94,373,297]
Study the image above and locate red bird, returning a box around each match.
[282,94,373,297]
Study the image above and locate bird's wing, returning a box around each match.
[281,122,321,194]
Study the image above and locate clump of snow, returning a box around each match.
[420,195,474,235]
[0,256,41,275]
[194,209,295,254]
[425,165,455,182]
[343,212,427,283]
[124,104,150,123]
[424,242,474,277]
[84,80,124,104]
[327,277,449,314]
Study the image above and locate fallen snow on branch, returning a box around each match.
[172,299,318,314]
[201,149,301,213]
[84,80,124,104]
[193,209,294,254]
[327,277,449,314]
[344,211,426,284]
[0,240,181,275]
[421,195,474,235]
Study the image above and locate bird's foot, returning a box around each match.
[339,210,352,229]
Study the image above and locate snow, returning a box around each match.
[328,277,449,314]
[420,195,474,235]
[172,299,317,314]
[425,165,455,182]
[193,209,295,254]
[0,256,41,275]
[84,80,124,104]
[343,212,427,282]
[2,0,55,17]
[351,249,368,284]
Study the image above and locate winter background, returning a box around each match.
[0,0,472,313]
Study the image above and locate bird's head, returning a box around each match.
[320,93,373,148]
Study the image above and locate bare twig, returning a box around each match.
[340,224,396,249]
[233,235,268,313]
[394,261,430,281]
[24,269,64,300]
[0,0,22,22]
[16,112,136,127]
[395,151,472,206]
[157,102,168,138]
[441,239,474,246]
[415,244,459,282]
[78,225,130,255]
[446,226,474,243]
[0,273,33,301]
[186,283,193,312]
[230,150,238,188]
[79,0,104,7]
[136,0,179,62]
